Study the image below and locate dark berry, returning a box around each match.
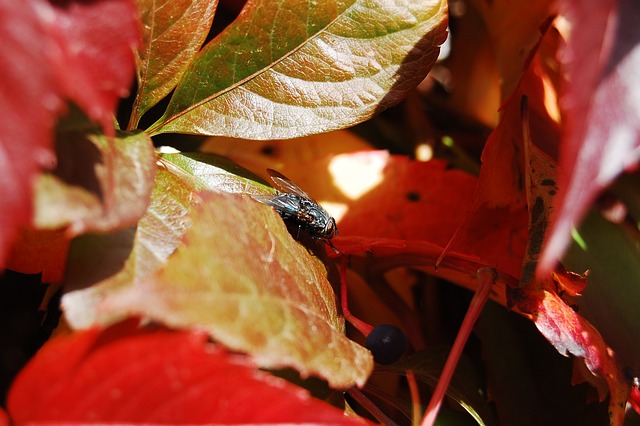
[365,324,407,365]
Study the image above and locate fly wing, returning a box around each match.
[266,168,314,201]
[251,193,299,216]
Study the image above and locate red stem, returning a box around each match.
[421,267,497,426]
[339,256,374,337]
[406,370,421,426]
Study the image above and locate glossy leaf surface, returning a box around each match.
[149,0,448,139]
[61,162,202,328]
[130,0,218,127]
[62,153,272,328]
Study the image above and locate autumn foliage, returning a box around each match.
[1,0,639,424]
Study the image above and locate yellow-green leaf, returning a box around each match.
[130,0,218,128]
[34,129,156,235]
[101,191,373,388]
[149,0,448,139]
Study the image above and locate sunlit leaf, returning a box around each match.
[149,0,448,139]
[100,191,373,388]
[279,151,527,278]
[62,162,202,328]
[159,151,274,195]
[130,0,218,127]
[62,153,269,328]
[34,129,156,236]
[6,321,366,424]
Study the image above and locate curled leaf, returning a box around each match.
[34,129,156,236]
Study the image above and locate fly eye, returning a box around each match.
[327,218,338,237]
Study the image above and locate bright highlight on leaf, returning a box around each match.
[148,0,448,139]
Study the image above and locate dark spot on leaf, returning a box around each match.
[406,191,421,202]
[529,197,547,245]
[260,144,276,156]
[520,261,537,287]
[530,197,545,225]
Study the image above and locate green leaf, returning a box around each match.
[34,128,156,235]
[99,191,373,389]
[129,0,218,128]
[563,205,640,387]
[148,0,448,139]
[159,151,275,195]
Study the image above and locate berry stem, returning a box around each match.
[421,267,497,426]
[406,370,421,426]
[339,256,374,336]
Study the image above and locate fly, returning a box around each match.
[253,168,337,240]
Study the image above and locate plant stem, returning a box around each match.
[421,267,497,426]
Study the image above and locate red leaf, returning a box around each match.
[551,264,587,298]
[291,151,528,279]
[5,228,70,283]
[97,191,372,389]
[333,153,477,247]
[0,407,8,426]
[0,0,60,265]
[539,0,640,273]
[0,0,139,266]
[45,0,140,132]
[7,320,365,424]
[630,385,640,416]
[525,287,630,424]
